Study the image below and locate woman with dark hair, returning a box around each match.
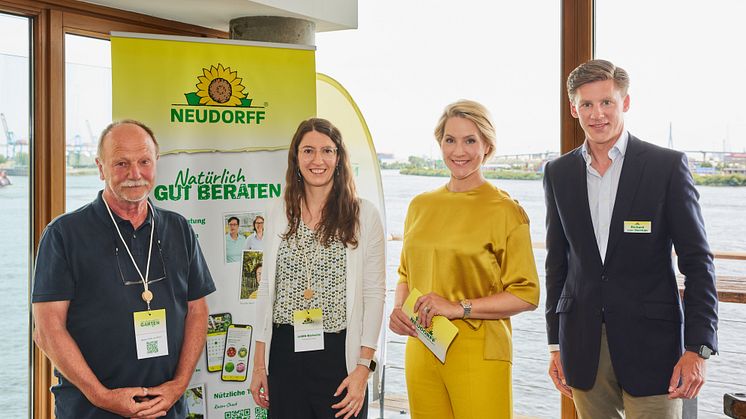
[250,118,385,419]
[244,215,265,250]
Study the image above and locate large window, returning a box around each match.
[65,34,111,211]
[597,1,746,417]
[7,0,742,417]
[317,1,562,417]
[0,12,30,418]
[0,2,226,416]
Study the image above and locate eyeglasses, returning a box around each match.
[115,234,167,287]
[299,146,337,161]
[228,222,239,227]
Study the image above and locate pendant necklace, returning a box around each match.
[299,200,321,302]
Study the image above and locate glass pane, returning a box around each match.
[317,2,561,417]
[0,12,31,417]
[65,34,111,212]
[596,2,746,417]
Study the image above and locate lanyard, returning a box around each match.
[298,201,321,305]
[102,196,156,310]
[298,230,321,305]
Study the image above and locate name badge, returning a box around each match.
[624,221,652,233]
[293,308,324,352]
[133,309,169,359]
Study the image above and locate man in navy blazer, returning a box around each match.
[544,59,718,418]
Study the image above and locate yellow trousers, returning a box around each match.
[405,320,513,419]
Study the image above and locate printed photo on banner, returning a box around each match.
[244,214,265,251]
[206,312,232,373]
[240,250,263,302]
[223,211,264,264]
[184,383,206,419]
[221,324,253,382]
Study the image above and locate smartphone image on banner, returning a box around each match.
[221,324,253,382]
[206,312,232,372]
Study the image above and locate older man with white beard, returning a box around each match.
[32,120,215,419]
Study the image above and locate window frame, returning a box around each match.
[561,0,593,155]
[1,0,593,417]
[0,1,226,417]
[559,3,592,419]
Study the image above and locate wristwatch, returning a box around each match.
[357,358,377,372]
[460,299,472,319]
[686,345,713,359]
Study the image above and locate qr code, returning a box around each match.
[224,409,251,419]
[254,407,267,419]
[146,340,159,354]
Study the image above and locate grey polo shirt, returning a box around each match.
[32,190,215,419]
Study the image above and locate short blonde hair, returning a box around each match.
[434,100,497,161]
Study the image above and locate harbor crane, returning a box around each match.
[1,113,16,159]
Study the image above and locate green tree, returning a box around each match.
[408,155,428,168]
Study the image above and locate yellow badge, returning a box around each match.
[293,308,324,352]
[624,221,652,233]
[133,309,168,359]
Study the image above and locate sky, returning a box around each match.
[3,1,746,159]
[315,1,560,159]
[315,0,746,159]
[0,14,30,148]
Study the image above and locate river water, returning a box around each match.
[377,170,746,419]
[1,170,744,418]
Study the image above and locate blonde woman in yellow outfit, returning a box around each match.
[389,100,540,419]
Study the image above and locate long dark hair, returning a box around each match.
[283,118,359,248]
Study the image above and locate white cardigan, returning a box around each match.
[254,198,386,373]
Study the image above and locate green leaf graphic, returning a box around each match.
[184,92,201,106]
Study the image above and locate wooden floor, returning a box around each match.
[369,394,541,419]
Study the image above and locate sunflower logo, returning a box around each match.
[183,64,253,107]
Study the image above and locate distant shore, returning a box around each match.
[6,166,745,186]
[397,168,746,186]
[691,173,746,186]
[66,167,98,176]
[399,168,542,181]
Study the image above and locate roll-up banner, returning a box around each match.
[315,71,387,363]
[315,74,388,416]
[112,33,315,419]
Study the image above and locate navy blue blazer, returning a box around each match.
[543,135,718,396]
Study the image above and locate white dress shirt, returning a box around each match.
[583,130,629,263]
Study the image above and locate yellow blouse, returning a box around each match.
[398,182,540,362]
